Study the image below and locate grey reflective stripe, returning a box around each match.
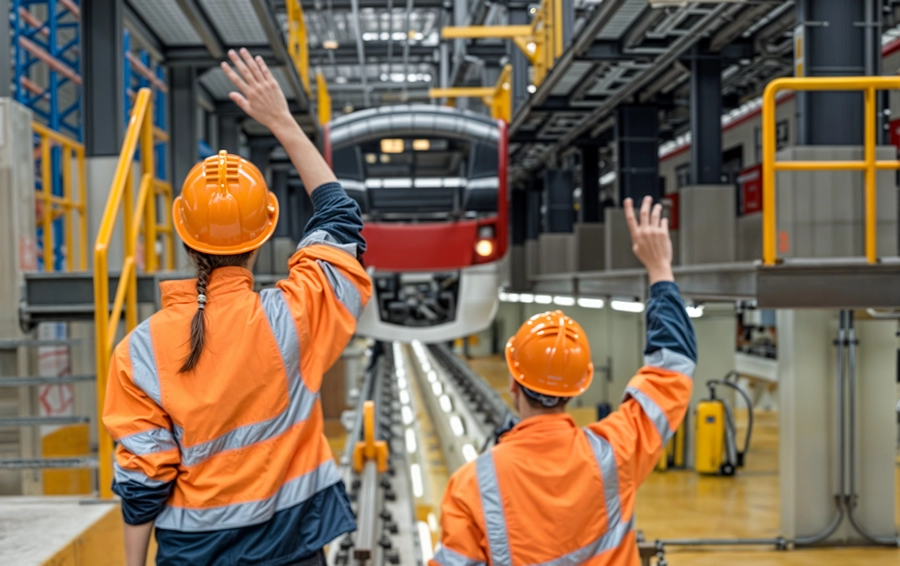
[532,515,636,566]
[118,428,177,456]
[475,452,511,566]
[154,458,342,531]
[583,428,621,527]
[316,260,363,319]
[433,544,486,566]
[624,386,673,443]
[298,229,358,257]
[113,462,169,488]
[129,319,162,406]
[644,348,696,378]
[178,289,316,467]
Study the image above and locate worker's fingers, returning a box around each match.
[256,56,274,82]
[661,216,669,234]
[624,198,638,237]
[650,203,662,229]
[221,61,250,94]
[639,196,652,229]
[239,48,265,84]
[229,91,250,113]
[228,49,255,86]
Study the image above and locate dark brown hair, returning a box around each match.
[179,246,254,373]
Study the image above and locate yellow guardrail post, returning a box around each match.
[286,0,310,94]
[94,87,170,498]
[428,64,512,123]
[761,76,900,266]
[316,71,331,126]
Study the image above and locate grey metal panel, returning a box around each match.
[129,0,203,46]
[199,0,268,45]
[575,223,605,272]
[538,233,576,275]
[550,62,594,96]
[679,184,736,265]
[596,0,646,40]
[757,260,900,309]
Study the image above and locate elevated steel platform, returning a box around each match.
[529,257,900,309]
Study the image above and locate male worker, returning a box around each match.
[433,196,695,565]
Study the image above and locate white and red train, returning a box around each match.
[325,105,508,343]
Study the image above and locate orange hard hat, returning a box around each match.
[505,310,593,398]
[173,151,279,255]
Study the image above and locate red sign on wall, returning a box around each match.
[663,192,679,231]
[890,118,900,151]
[738,164,763,215]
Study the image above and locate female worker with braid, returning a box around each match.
[102,48,372,566]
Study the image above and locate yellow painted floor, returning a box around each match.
[465,355,900,565]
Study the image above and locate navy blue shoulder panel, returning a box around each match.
[644,281,697,362]
[305,182,366,253]
[154,482,356,566]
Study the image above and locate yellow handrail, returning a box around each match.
[33,121,87,272]
[93,87,173,498]
[762,76,900,266]
[286,0,310,94]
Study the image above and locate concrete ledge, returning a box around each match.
[0,497,124,566]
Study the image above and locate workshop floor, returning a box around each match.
[466,355,900,566]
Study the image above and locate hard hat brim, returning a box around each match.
[172,192,280,255]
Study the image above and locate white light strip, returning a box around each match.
[518,293,534,303]
[410,464,424,498]
[439,394,453,413]
[431,381,443,396]
[461,443,478,463]
[427,512,439,533]
[611,300,645,313]
[402,405,414,425]
[686,305,705,319]
[449,415,465,437]
[418,521,434,560]
[399,389,410,405]
[535,294,552,304]
[405,428,418,453]
[553,295,575,306]
[577,297,605,309]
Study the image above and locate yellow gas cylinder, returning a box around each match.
[695,400,725,474]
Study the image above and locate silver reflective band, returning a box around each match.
[433,544,487,566]
[114,462,169,488]
[317,260,363,319]
[154,459,342,531]
[130,319,162,406]
[475,452,511,566]
[644,348,696,378]
[583,428,621,527]
[118,427,178,456]
[178,289,317,467]
[624,386,673,443]
[298,229,358,257]
[532,515,636,566]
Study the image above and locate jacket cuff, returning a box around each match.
[310,182,346,211]
[649,280,679,298]
[113,479,173,525]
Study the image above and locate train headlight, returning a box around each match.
[475,238,494,257]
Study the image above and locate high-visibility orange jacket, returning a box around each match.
[433,281,696,566]
[103,183,372,565]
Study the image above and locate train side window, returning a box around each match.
[754,121,790,163]
[676,163,691,188]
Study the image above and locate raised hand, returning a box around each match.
[624,196,674,284]
[221,48,292,132]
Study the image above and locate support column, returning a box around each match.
[453,0,468,111]
[796,0,879,145]
[580,144,601,223]
[524,184,542,280]
[0,0,11,92]
[170,67,199,192]
[509,189,527,289]
[217,114,240,154]
[689,50,722,185]
[509,8,530,114]
[544,169,574,233]
[83,0,124,263]
[615,105,659,204]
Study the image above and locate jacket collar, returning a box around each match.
[160,266,255,309]
[504,412,577,441]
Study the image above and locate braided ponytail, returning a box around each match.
[179,246,254,373]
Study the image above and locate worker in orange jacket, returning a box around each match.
[102,49,371,566]
[433,196,696,565]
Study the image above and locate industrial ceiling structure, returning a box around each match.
[123,0,900,180]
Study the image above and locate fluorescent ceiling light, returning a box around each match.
[380,138,404,153]
[535,294,552,304]
[410,464,424,498]
[611,300,645,313]
[449,415,465,437]
[413,139,430,151]
[402,405,414,425]
[399,389,410,405]
[553,296,575,306]
[461,443,478,463]
[686,305,705,319]
[418,521,434,559]
[431,381,442,396]
[439,395,452,413]
[518,293,534,303]
[405,428,417,453]
[577,297,605,309]
[322,39,338,49]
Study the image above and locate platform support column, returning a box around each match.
[544,169,574,233]
[0,0,10,92]
[689,49,721,185]
[509,7,530,114]
[778,309,896,542]
[796,0,880,145]
[217,114,240,154]
[615,105,659,204]
[170,67,198,193]
[580,144,601,223]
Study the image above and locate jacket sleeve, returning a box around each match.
[276,182,373,389]
[102,338,179,525]
[588,281,696,487]
[431,470,489,566]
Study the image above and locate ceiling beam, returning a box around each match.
[123,2,164,61]
[165,46,279,68]
[175,0,225,59]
